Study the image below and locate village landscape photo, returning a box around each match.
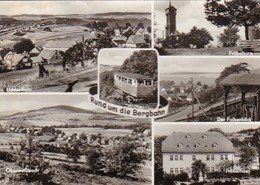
[0,1,152,92]
[157,57,260,122]
[0,94,152,185]
[154,0,260,56]
[99,49,158,109]
[154,123,260,185]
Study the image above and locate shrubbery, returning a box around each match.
[207,172,249,179]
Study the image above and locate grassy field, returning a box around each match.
[165,47,240,56]
[0,63,97,92]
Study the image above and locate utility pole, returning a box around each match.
[191,77,194,121]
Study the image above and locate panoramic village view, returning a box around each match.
[0,94,152,185]
[157,58,260,122]
[154,0,260,55]
[154,123,260,185]
[0,1,151,92]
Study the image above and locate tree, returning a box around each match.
[120,50,158,81]
[197,81,202,86]
[191,160,207,180]
[13,39,35,54]
[186,26,213,48]
[250,25,260,39]
[239,147,257,169]
[204,0,260,40]
[137,22,144,29]
[215,62,251,84]
[218,26,240,47]
[16,131,53,184]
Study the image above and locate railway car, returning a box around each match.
[114,72,154,99]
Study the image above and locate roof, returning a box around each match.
[126,35,146,44]
[220,74,260,86]
[162,132,235,154]
[112,36,127,42]
[172,30,181,36]
[11,54,25,64]
[116,72,153,80]
[38,49,57,60]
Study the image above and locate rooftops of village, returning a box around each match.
[115,72,153,80]
[162,132,235,153]
[220,73,260,86]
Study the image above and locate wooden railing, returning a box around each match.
[239,39,260,52]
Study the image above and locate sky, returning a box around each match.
[154,123,260,136]
[0,94,100,113]
[0,1,151,15]
[159,57,260,74]
[154,0,246,46]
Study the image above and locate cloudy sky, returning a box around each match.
[0,1,151,15]
[98,49,136,66]
[159,57,260,74]
[154,1,246,46]
[0,94,100,113]
[154,123,260,136]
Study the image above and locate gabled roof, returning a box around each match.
[116,72,153,80]
[162,132,235,153]
[172,30,181,36]
[126,35,146,44]
[39,49,57,60]
[11,54,25,64]
[220,74,260,86]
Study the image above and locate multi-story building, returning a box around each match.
[162,132,235,176]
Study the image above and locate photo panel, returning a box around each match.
[154,122,260,184]
[0,1,152,93]
[156,57,260,122]
[154,0,260,56]
[0,93,152,185]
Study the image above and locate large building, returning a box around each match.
[162,132,235,175]
[165,1,179,38]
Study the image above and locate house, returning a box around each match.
[162,132,235,176]
[112,36,127,48]
[4,52,32,69]
[31,49,63,65]
[125,35,146,48]
[30,46,43,57]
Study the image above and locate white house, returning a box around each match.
[162,132,235,176]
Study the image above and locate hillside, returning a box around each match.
[0,105,140,127]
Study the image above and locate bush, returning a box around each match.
[0,151,15,162]
[207,171,249,179]
[250,169,260,177]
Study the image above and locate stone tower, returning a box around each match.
[165,0,177,37]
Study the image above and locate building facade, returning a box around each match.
[162,132,235,176]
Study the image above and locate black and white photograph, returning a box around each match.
[0,1,151,92]
[99,49,158,109]
[154,0,260,56]
[157,57,260,122]
[0,94,152,185]
[154,123,260,185]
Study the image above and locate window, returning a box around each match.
[175,168,179,174]
[180,155,183,160]
[212,143,218,148]
[175,155,179,161]
[170,155,173,161]
[170,168,174,174]
[211,167,215,172]
[225,155,228,160]
[220,155,224,160]
[185,134,191,139]
[211,155,215,160]
[180,168,184,173]
[202,134,207,139]
[195,143,200,148]
[178,143,183,148]
[206,167,210,172]
[192,155,196,161]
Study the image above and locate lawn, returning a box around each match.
[165,47,241,56]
